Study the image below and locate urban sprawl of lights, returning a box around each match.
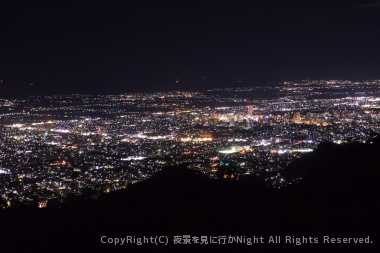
[1,80,380,208]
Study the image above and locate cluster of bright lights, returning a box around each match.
[0,168,10,174]
[121,156,146,161]
[51,129,70,133]
[296,149,313,153]
[180,137,212,142]
[219,146,241,154]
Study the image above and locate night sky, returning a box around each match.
[1,0,380,96]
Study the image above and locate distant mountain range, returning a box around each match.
[1,138,380,252]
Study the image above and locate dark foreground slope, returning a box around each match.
[1,140,380,253]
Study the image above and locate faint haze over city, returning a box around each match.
[1,0,380,96]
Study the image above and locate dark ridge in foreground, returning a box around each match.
[1,140,380,252]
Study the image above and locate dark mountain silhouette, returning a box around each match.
[1,139,380,252]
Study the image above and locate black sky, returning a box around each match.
[1,0,380,96]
